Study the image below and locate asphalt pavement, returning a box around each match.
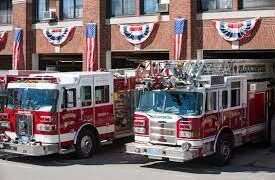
[0,142,275,180]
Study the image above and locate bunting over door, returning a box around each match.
[43,27,75,46]
[0,31,7,46]
[213,18,260,42]
[118,22,158,45]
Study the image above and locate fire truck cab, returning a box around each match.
[126,59,274,165]
[0,71,135,158]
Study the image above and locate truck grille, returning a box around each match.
[15,114,33,138]
[150,120,177,145]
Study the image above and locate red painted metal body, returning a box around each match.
[0,71,136,155]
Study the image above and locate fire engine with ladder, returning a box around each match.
[0,70,136,158]
[126,59,275,165]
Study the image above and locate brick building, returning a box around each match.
[0,0,274,71]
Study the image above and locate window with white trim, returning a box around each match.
[222,90,228,109]
[231,82,241,107]
[62,88,76,108]
[62,0,83,19]
[198,0,232,12]
[141,0,159,14]
[34,0,49,22]
[241,0,275,9]
[0,0,12,24]
[80,86,92,107]
[110,0,136,17]
[95,85,110,104]
[205,91,217,112]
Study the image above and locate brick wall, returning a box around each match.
[200,17,275,50]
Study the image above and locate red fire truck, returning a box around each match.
[126,59,274,165]
[0,70,46,113]
[0,70,136,158]
[0,70,46,138]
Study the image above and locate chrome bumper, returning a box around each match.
[0,141,59,156]
[126,142,199,162]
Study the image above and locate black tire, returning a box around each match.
[213,132,234,166]
[75,128,97,158]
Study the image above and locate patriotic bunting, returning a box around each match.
[43,27,75,46]
[13,28,24,70]
[174,18,186,60]
[118,23,157,45]
[0,31,7,46]
[213,18,260,42]
[86,23,96,71]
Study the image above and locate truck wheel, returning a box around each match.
[213,132,234,166]
[75,129,96,158]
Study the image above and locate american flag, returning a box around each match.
[174,18,186,60]
[86,23,96,71]
[13,28,24,70]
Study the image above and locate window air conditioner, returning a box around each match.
[42,11,56,21]
[158,3,169,13]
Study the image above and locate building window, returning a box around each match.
[95,86,110,104]
[34,0,49,22]
[111,0,136,17]
[198,0,232,12]
[62,0,83,19]
[141,0,159,14]
[241,0,275,9]
[0,0,12,24]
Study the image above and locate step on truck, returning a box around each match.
[0,70,136,158]
[126,59,275,165]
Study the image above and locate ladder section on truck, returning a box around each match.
[135,59,275,90]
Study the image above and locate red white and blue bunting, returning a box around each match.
[0,31,7,46]
[118,23,158,45]
[43,27,75,46]
[213,18,260,42]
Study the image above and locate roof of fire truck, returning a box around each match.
[136,59,275,90]
[28,71,113,85]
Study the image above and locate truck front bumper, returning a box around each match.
[126,142,200,162]
[0,141,59,156]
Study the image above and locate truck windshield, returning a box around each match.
[137,91,203,116]
[7,88,59,112]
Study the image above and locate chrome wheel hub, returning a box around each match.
[80,136,92,154]
[221,142,230,160]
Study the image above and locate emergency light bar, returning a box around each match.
[13,76,59,84]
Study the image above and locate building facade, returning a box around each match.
[0,0,274,71]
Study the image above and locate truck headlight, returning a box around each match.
[179,131,192,138]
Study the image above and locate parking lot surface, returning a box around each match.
[0,143,275,180]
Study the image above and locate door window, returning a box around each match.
[205,91,217,112]
[95,85,109,104]
[222,90,228,109]
[62,88,76,108]
[231,82,241,107]
[80,86,92,107]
